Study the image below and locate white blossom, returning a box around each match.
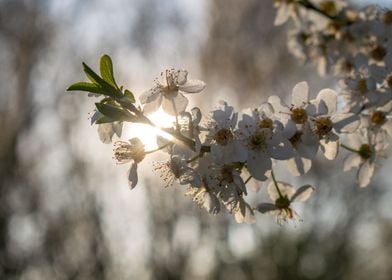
[139,69,206,116]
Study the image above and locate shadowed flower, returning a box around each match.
[113,138,145,189]
[256,181,314,225]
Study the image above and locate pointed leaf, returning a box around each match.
[95,102,135,122]
[100,54,118,89]
[123,89,136,103]
[82,62,122,98]
[67,82,101,93]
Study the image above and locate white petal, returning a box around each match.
[280,119,297,139]
[142,94,162,115]
[343,153,361,171]
[234,202,255,224]
[139,86,162,104]
[358,161,375,188]
[233,175,247,195]
[179,79,206,93]
[333,113,360,133]
[287,155,312,176]
[305,103,317,116]
[247,152,271,181]
[383,119,392,138]
[316,88,337,115]
[113,122,123,137]
[203,192,221,214]
[379,100,392,113]
[256,203,277,213]
[90,110,102,125]
[268,135,294,160]
[292,81,309,107]
[97,123,115,144]
[175,69,188,85]
[291,185,314,202]
[274,4,290,26]
[191,107,202,125]
[128,162,138,189]
[268,95,290,114]
[296,141,318,159]
[301,124,319,145]
[320,133,339,160]
[268,181,295,201]
[162,93,188,115]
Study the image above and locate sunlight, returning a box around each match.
[122,108,176,151]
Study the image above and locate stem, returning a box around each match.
[145,143,171,154]
[271,170,284,199]
[244,176,252,185]
[187,154,200,163]
[296,0,337,21]
[340,143,359,154]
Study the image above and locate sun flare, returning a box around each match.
[122,108,176,151]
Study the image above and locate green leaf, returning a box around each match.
[100,54,118,89]
[95,102,136,122]
[123,89,136,103]
[95,115,116,124]
[83,62,122,98]
[67,82,100,92]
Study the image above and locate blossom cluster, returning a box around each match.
[277,0,392,188]
[68,0,392,224]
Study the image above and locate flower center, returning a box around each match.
[338,59,353,74]
[383,10,392,25]
[358,144,372,160]
[259,118,273,129]
[289,131,303,147]
[357,79,368,94]
[291,107,308,124]
[214,128,233,146]
[275,196,291,210]
[370,46,386,62]
[371,111,386,126]
[220,165,234,183]
[113,139,145,164]
[315,117,333,136]
[248,130,269,151]
[387,74,392,89]
[319,1,338,17]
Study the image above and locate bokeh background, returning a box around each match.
[1,0,392,279]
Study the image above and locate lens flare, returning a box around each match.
[122,108,175,151]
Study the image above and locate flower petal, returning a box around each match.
[316,88,337,115]
[179,79,206,93]
[97,123,115,144]
[139,85,162,104]
[268,181,295,201]
[268,135,294,160]
[333,113,360,133]
[343,153,361,171]
[142,93,162,115]
[357,161,375,188]
[162,93,188,115]
[175,69,188,85]
[128,162,138,189]
[234,201,255,224]
[291,185,314,202]
[292,81,309,107]
[247,152,272,181]
[274,4,290,26]
[287,155,312,176]
[256,203,278,213]
[320,133,339,160]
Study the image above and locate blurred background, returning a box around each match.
[1,0,392,279]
